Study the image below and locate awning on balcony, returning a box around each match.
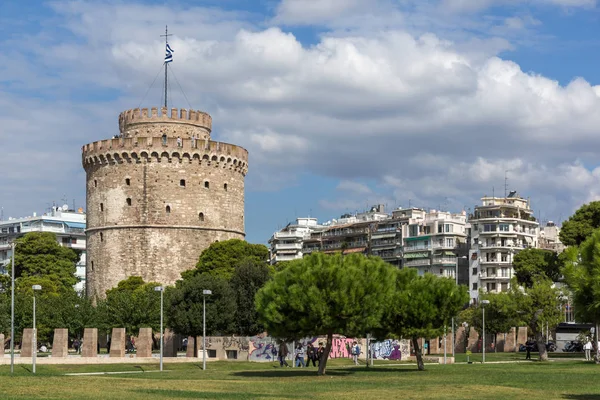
[404,252,429,259]
[435,251,456,256]
[405,236,430,242]
[64,222,86,229]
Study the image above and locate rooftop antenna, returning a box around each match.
[409,199,412,208]
[160,25,173,108]
[504,170,509,198]
[0,207,3,221]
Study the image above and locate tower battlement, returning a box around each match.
[119,107,212,138]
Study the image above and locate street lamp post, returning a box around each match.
[481,299,490,363]
[202,289,212,371]
[32,284,42,374]
[154,286,164,372]
[10,243,15,374]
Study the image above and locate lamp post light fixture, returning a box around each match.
[202,289,212,371]
[32,284,42,374]
[154,286,164,372]
[481,299,490,363]
[10,243,15,374]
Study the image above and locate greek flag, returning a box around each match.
[165,43,174,63]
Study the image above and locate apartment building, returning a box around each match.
[468,191,539,303]
[0,205,87,292]
[268,217,323,264]
[539,221,565,253]
[401,209,468,281]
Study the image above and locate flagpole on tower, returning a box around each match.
[161,25,173,109]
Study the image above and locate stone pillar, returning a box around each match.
[163,329,178,357]
[82,328,98,357]
[505,327,517,352]
[136,328,153,358]
[52,329,69,358]
[0,333,4,356]
[430,337,440,354]
[21,328,34,357]
[517,326,528,349]
[455,326,466,353]
[186,336,196,357]
[467,327,480,352]
[496,332,505,353]
[110,328,126,357]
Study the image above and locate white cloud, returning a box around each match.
[2,0,600,230]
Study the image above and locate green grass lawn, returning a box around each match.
[0,357,597,399]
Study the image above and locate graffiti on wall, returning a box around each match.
[248,335,278,361]
[371,339,409,360]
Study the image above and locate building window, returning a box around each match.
[445,224,453,233]
[91,261,94,271]
[472,283,478,290]
[94,179,97,188]
[166,205,171,214]
[487,282,496,291]
[199,212,204,222]
[180,179,186,187]
[125,178,130,186]
[501,253,508,262]
[438,225,443,233]
[472,267,477,275]
[100,203,104,212]
[499,224,509,232]
[126,198,132,206]
[204,181,210,189]
[446,238,454,247]
[100,232,104,242]
[473,224,478,231]
[484,224,496,232]
[224,183,228,191]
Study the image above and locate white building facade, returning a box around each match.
[468,192,539,303]
[268,218,323,264]
[0,206,87,292]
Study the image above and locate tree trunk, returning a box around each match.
[317,332,333,376]
[411,336,425,371]
[594,323,599,364]
[535,331,548,361]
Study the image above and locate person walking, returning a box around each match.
[295,343,306,368]
[278,341,290,367]
[351,341,361,365]
[306,343,317,367]
[525,340,532,360]
[584,337,593,361]
[316,342,325,367]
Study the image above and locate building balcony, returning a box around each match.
[404,245,432,252]
[404,259,431,267]
[432,257,457,265]
[273,231,306,240]
[275,243,303,250]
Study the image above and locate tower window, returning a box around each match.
[180,179,186,187]
[224,183,228,191]
[166,205,171,214]
[100,203,104,212]
[125,178,130,186]
[126,198,132,206]
[100,232,104,242]
[199,212,205,222]
[91,261,94,271]
[204,181,209,189]
[94,179,97,188]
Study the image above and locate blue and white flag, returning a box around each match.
[165,43,174,63]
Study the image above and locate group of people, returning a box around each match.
[277,340,362,367]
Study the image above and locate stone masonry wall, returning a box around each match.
[82,108,248,298]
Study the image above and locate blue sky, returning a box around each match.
[2,0,600,245]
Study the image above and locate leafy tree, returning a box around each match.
[167,273,236,356]
[560,201,600,246]
[563,230,600,363]
[511,278,564,361]
[255,253,396,375]
[230,259,271,336]
[13,232,79,293]
[184,239,269,280]
[461,292,518,348]
[97,276,161,336]
[377,269,468,370]
[512,248,561,288]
